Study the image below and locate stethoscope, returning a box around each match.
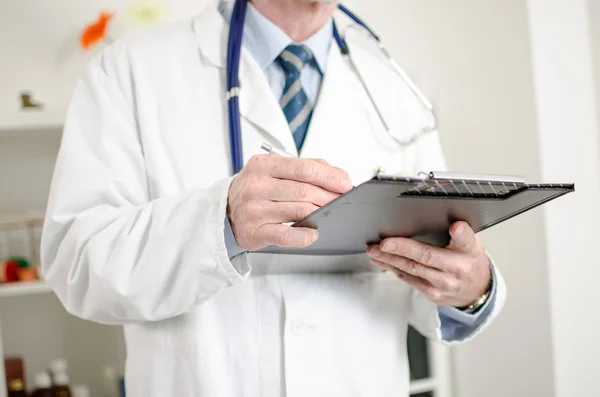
[226,0,437,174]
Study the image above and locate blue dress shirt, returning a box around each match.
[220,2,497,340]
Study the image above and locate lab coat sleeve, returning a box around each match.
[40,49,250,325]
[406,129,507,343]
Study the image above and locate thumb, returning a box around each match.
[448,221,477,252]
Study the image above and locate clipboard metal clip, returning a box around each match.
[374,170,528,198]
[421,171,526,184]
[374,168,525,184]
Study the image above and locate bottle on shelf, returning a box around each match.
[52,372,72,397]
[6,378,27,397]
[48,359,68,379]
[71,385,90,397]
[48,358,72,397]
[31,372,53,397]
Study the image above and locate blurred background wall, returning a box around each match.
[592,1,600,126]
[1,1,598,397]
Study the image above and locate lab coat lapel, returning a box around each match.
[300,45,364,158]
[237,50,298,156]
[192,4,228,68]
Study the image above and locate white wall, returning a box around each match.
[0,133,61,213]
[527,1,600,395]
[591,0,600,127]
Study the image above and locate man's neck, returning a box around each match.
[250,0,336,42]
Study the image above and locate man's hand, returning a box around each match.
[367,221,492,308]
[228,154,352,251]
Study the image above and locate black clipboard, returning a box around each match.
[255,171,574,255]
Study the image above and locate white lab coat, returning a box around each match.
[41,2,507,396]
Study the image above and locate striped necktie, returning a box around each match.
[277,44,314,151]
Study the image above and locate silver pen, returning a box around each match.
[262,142,356,189]
[261,142,296,157]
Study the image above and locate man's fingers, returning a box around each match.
[379,238,449,270]
[266,157,352,194]
[254,224,319,248]
[367,246,446,288]
[265,202,319,223]
[448,221,477,252]
[265,180,340,206]
[370,258,434,291]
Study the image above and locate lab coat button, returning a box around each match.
[291,320,317,336]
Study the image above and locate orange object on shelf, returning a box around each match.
[80,11,114,50]
[18,266,37,281]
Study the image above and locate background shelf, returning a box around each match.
[0,281,52,298]
[0,110,64,137]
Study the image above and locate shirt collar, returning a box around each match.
[220,1,333,74]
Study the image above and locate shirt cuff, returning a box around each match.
[438,272,497,327]
[436,259,498,342]
[223,216,246,265]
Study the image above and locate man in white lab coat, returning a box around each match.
[41,0,507,396]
